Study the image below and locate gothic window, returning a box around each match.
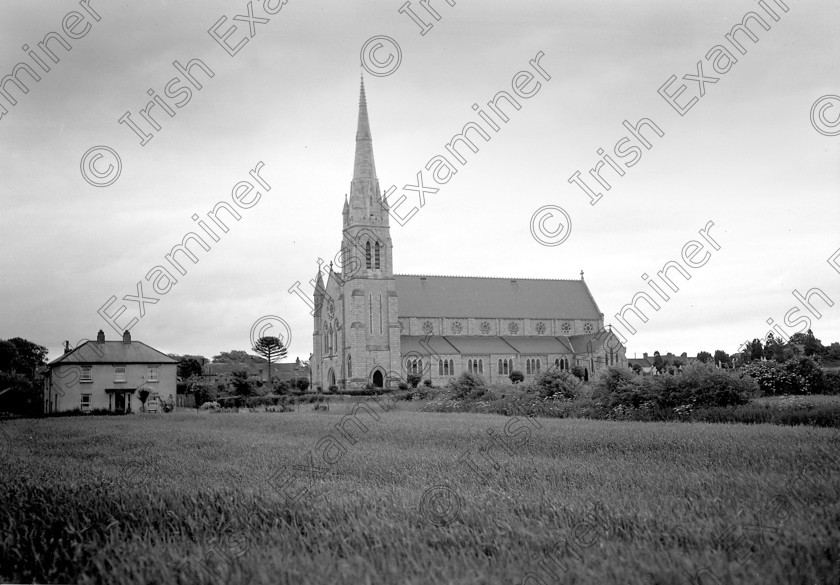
[480,321,491,335]
[508,359,513,373]
[423,321,434,335]
[507,322,519,335]
[468,360,473,374]
[565,358,570,370]
[535,322,546,335]
[536,359,541,372]
[412,360,418,374]
[449,360,454,374]
[439,360,443,375]
[419,359,423,374]
[583,323,594,333]
[379,295,383,334]
[375,242,381,269]
[478,360,483,374]
[561,322,572,334]
[347,355,352,377]
[365,241,372,269]
[498,359,503,375]
[526,360,531,375]
[555,358,560,369]
[369,295,373,330]
[503,360,509,375]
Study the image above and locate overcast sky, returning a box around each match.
[1,0,838,363]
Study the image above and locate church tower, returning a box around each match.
[315,79,401,390]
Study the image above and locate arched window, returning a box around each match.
[503,360,509,375]
[526,360,531,375]
[536,359,541,372]
[412,359,418,374]
[468,359,473,374]
[498,359,503,374]
[565,358,570,370]
[555,358,560,369]
[444,360,450,376]
[508,359,513,373]
[439,360,443,375]
[375,242,381,269]
[478,360,483,374]
[365,241,371,269]
[450,359,454,374]
[584,368,589,381]
[347,355,352,377]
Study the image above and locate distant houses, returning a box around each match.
[43,330,177,414]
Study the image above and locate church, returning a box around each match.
[312,80,626,391]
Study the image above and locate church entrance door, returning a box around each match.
[372,370,384,388]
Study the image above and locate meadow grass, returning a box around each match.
[1,403,838,584]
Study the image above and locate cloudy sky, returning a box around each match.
[1,0,838,363]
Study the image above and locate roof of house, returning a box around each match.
[50,341,177,366]
[394,275,601,319]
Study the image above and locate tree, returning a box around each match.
[0,337,48,415]
[138,388,150,412]
[295,377,310,392]
[230,370,255,397]
[652,351,664,373]
[407,373,422,388]
[177,357,203,380]
[696,351,712,364]
[509,370,524,384]
[713,350,731,367]
[251,337,287,384]
[803,329,823,357]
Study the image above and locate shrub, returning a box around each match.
[407,374,422,389]
[296,378,310,391]
[824,370,840,395]
[423,379,433,387]
[327,385,338,394]
[199,401,220,411]
[449,372,487,400]
[398,382,409,390]
[570,365,586,379]
[509,370,524,384]
[532,369,583,399]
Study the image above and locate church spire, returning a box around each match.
[353,76,377,181]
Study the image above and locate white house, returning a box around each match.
[43,330,177,414]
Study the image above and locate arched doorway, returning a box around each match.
[328,369,336,388]
[372,370,384,388]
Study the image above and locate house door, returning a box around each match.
[114,392,125,413]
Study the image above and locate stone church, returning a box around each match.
[312,80,626,390]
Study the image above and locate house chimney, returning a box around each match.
[64,341,71,354]
[97,330,105,343]
[123,330,131,344]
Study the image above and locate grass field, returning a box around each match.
[1,400,839,584]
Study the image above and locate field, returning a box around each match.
[1,400,839,584]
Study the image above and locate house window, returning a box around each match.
[114,366,126,383]
[80,365,92,383]
[81,394,91,411]
[148,367,159,382]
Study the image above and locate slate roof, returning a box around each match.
[50,341,177,366]
[438,336,519,355]
[400,336,460,355]
[500,336,572,354]
[395,275,601,319]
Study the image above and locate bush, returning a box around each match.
[407,374,422,389]
[570,365,586,379]
[509,370,524,384]
[423,379,433,387]
[532,369,583,399]
[824,370,840,395]
[398,382,409,390]
[449,372,487,400]
[199,401,220,411]
[742,357,825,395]
[327,385,338,394]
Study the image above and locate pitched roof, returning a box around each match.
[50,341,177,366]
[400,336,460,355]
[395,275,601,319]
[499,336,572,354]
[433,336,518,355]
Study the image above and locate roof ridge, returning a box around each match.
[394,273,585,282]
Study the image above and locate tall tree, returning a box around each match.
[252,337,287,384]
[696,351,712,364]
[713,350,731,367]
